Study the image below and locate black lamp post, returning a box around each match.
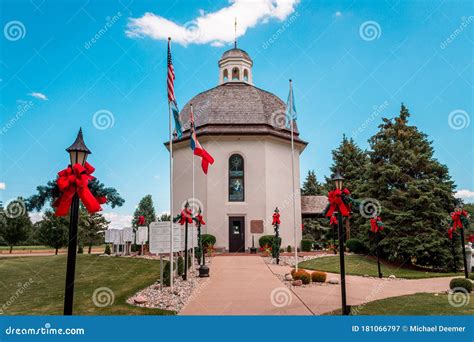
[183,202,189,281]
[332,170,350,316]
[458,206,469,279]
[196,208,209,277]
[64,128,91,315]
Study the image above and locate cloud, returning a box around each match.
[28,92,48,101]
[455,189,474,200]
[126,0,300,46]
[0,182,5,190]
[29,212,43,223]
[101,212,133,229]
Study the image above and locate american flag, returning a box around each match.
[167,38,175,103]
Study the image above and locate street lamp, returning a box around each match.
[331,170,350,315]
[64,128,91,315]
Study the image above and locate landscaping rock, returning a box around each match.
[134,295,147,304]
[389,275,396,279]
[363,274,370,277]
[285,273,293,281]
[292,280,303,286]
[328,278,339,285]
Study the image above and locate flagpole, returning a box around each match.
[192,150,195,267]
[168,38,174,291]
[289,79,298,271]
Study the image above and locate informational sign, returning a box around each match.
[136,226,148,244]
[149,222,181,254]
[108,229,122,245]
[122,227,134,242]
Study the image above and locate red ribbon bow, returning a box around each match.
[448,210,468,239]
[194,214,206,226]
[137,216,145,226]
[370,216,384,233]
[325,188,351,218]
[329,215,338,225]
[54,162,105,216]
[272,212,280,225]
[177,208,193,225]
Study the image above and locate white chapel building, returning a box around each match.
[170,46,307,252]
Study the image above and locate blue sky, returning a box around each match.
[1,0,473,227]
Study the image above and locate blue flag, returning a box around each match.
[286,82,297,129]
[170,100,182,139]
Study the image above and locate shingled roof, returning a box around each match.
[301,195,328,217]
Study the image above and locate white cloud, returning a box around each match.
[126,0,300,46]
[102,212,133,229]
[455,189,474,200]
[29,212,44,223]
[0,182,5,190]
[28,92,48,101]
[334,11,342,17]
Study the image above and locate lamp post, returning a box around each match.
[64,128,91,315]
[195,208,209,277]
[458,206,469,279]
[332,170,349,315]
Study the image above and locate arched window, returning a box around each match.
[243,69,248,82]
[232,67,240,80]
[223,69,228,82]
[229,154,244,202]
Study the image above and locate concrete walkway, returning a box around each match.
[180,256,312,315]
[181,255,456,316]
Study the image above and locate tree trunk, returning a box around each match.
[9,245,13,254]
[88,245,92,254]
[55,248,58,255]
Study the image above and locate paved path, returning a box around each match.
[181,255,456,315]
[180,256,312,315]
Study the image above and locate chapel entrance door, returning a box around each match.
[229,217,245,253]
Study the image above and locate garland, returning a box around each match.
[173,207,193,225]
[137,215,145,226]
[370,216,384,233]
[448,210,470,239]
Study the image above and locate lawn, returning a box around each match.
[298,255,463,279]
[0,255,173,315]
[328,293,474,315]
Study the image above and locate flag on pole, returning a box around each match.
[286,81,297,129]
[167,39,183,139]
[189,105,214,174]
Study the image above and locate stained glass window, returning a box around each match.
[229,154,244,202]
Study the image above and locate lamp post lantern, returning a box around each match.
[332,170,350,315]
[64,128,91,315]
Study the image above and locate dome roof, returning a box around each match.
[220,48,252,62]
[178,83,305,144]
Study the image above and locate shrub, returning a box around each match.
[177,256,184,276]
[77,245,83,254]
[468,273,474,281]
[311,271,327,283]
[201,234,216,248]
[104,245,111,255]
[302,234,315,241]
[162,261,176,287]
[293,270,311,284]
[301,239,313,252]
[188,253,192,269]
[259,235,275,248]
[286,245,292,253]
[449,278,472,293]
[346,238,366,254]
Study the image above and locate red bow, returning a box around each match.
[370,216,384,233]
[194,214,206,226]
[177,208,193,225]
[272,212,280,225]
[448,210,468,239]
[54,162,105,216]
[137,216,145,226]
[329,215,338,225]
[326,188,350,218]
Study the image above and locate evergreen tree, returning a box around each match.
[79,210,109,254]
[301,170,325,195]
[132,195,157,226]
[37,211,68,254]
[160,213,171,222]
[366,104,456,269]
[0,198,31,253]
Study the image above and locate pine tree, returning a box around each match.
[79,210,109,254]
[37,210,69,255]
[301,170,325,195]
[132,195,157,227]
[366,104,456,269]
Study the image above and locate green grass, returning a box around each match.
[299,255,463,279]
[328,293,474,315]
[0,255,173,315]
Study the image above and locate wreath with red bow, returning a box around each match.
[448,210,470,239]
